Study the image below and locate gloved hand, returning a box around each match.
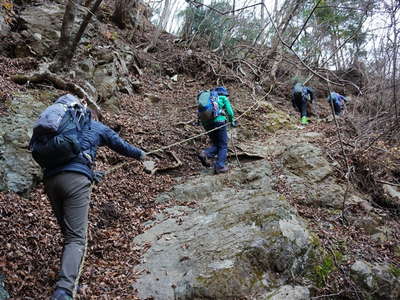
[93,170,105,184]
[139,151,147,160]
[231,120,238,127]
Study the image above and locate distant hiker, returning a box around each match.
[197,86,237,174]
[29,94,146,300]
[327,91,348,116]
[291,82,315,125]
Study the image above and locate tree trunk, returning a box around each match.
[260,0,265,28]
[391,1,399,119]
[54,0,81,70]
[145,0,170,52]
[112,0,136,29]
[268,0,304,56]
[158,0,171,31]
[70,0,103,60]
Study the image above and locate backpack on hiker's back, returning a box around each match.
[29,94,91,169]
[197,89,221,123]
[293,83,312,102]
[293,83,305,97]
[197,86,230,123]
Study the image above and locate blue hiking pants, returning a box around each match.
[329,99,342,115]
[203,121,228,170]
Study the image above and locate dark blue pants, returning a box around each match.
[293,94,308,118]
[203,122,228,170]
[329,100,342,115]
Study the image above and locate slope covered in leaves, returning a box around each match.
[0,10,399,300]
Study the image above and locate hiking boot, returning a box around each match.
[51,288,73,300]
[198,151,211,167]
[214,166,229,174]
[300,116,309,125]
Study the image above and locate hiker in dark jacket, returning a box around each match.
[34,98,145,300]
[291,82,315,125]
[198,87,237,174]
[327,91,348,115]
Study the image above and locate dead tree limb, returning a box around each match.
[11,72,101,112]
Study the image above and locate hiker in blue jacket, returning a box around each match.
[32,95,146,300]
[291,82,315,125]
[198,87,237,174]
[327,91,348,115]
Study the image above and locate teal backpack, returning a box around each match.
[197,90,221,123]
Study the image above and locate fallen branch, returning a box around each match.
[146,151,183,175]
[377,180,400,187]
[176,119,195,126]
[11,72,101,112]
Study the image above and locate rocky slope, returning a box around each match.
[0,1,399,299]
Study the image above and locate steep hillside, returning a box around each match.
[0,1,399,299]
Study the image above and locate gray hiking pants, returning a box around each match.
[44,172,92,297]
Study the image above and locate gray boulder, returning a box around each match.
[133,161,315,300]
[280,142,365,209]
[282,143,332,182]
[0,8,10,38]
[383,184,400,208]
[351,260,400,300]
[264,285,310,300]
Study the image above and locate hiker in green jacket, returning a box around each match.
[198,86,237,174]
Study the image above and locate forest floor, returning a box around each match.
[0,25,399,299]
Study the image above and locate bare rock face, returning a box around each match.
[16,2,66,57]
[0,92,50,193]
[281,142,364,209]
[132,161,316,300]
[264,285,310,300]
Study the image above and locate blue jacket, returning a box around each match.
[328,92,347,106]
[44,120,144,181]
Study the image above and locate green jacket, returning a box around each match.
[202,95,235,126]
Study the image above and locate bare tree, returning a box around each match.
[389,0,400,119]
[144,0,171,52]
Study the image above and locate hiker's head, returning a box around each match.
[214,86,229,96]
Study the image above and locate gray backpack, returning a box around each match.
[29,94,91,169]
